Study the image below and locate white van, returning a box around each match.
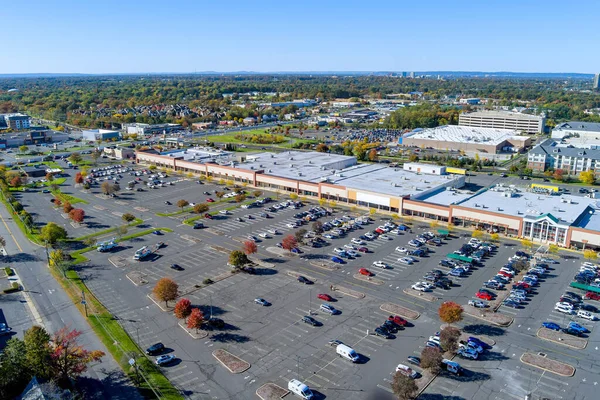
[288,379,313,399]
[336,344,359,362]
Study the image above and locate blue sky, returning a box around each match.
[3,0,599,74]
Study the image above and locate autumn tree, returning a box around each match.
[584,249,598,260]
[315,143,329,153]
[520,239,532,251]
[53,197,62,207]
[471,230,483,240]
[229,250,249,268]
[368,148,378,161]
[253,190,262,198]
[121,213,136,223]
[438,301,463,325]
[101,181,114,195]
[40,222,67,244]
[9,175,22,187]
[45,173,54,182]
[24,325,52,380]
[553,169,565,181]
[90,150,101,165]
[391,372,418,400]
[50,327,105,385]
[187,308,204,333]
[69,208,85,223]
[439,326,461,354]
[490,233,499,243]
[215,191,225,199]
[420,347,443,374]
[153,277,179,306]
[176,199,189,210]
[194,203,209,214]
[242,240,257,255]
[281,234,298,251]
[235,193,246,203]
[74,172,84,185]
[174,298,192,322]
[580,171,595,185]
[116,225,128,238]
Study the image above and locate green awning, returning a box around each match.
[438,229,449,235]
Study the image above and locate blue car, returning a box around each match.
[568,322,589,333]
[467,337,492,349]
[542,322,561,331]
[331,256,345,264]
[449,268,465,277]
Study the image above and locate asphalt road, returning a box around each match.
[0,199,142,399]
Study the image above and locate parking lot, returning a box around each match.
[29,159,597,399]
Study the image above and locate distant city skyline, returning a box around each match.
[3,0,600,74]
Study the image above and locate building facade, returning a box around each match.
[1,113,30,130]
[124,123,183,136]
[135,149,600,250]
[459,111,545,134]
[527,138,600,174]
[594,73,600,90]
[82,129,121,142]
[551,121,600,142]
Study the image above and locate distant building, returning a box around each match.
[594,73,600,90]
[242,117,256,125]
[459,110,545,134]
[459,98,480,105]
[409,72,415,78]
[0,130,68,148]
[124,123,182,136]
[401,125,531,154]
[552,121,600,143]
[21,164,49,178]
[1,113,30,130]
[191,122,215,130]
[103,146,135,159]
[82,129,121,142]
[528,138,600,175]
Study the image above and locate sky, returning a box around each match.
[3,0,600,74]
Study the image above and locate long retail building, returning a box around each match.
[136,149,600,250]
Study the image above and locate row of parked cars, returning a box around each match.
[425,331,492,361]
[573,261,600,287]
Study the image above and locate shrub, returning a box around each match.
[203,278,213,285]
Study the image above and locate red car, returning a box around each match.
[357,247,369,253]
[497,271,513,278]
[516,281,531,288]
[585,292,600,301]
[318,294,333,301]
[476,291,493,301]
[388,315,407,326]
[375,228,385,234]
[359,268,372,276]
[206,198,215,202]
[204,213,213,219]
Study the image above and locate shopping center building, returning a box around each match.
[136,149,600,250]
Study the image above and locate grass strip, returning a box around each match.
[74,218,143,241]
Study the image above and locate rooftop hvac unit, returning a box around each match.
[474,203,479,207]
[497,207,503,211]
[518,211,523,215]
[308,160,312,164]
[259,164,264,168]
[273,161,277,165]
[298,172,302,176]
[250,166,254,170]
[290,164,294,168]
[290,157,294,160]
[268,169,272,173]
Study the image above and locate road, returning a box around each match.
[0,202,142,399]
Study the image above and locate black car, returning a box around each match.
[374,327,392,339]
[145,342,165,355]
[435,280,452,290]
[439,260,453,267]
[302,316,319,326]
[559,296,581,305]
[193,222,204,229]
[564,291,582,300]
[383,320,401,332]
[579,304,599,313]
[298,276,312,284]
[170,264,184,271]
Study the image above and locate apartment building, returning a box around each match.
[552,121,600,142]
[0,113,31,130]
[459,110,545,134]
[528,138,600,174]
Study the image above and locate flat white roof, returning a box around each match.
[406,125,523,145]
[461,111,543,120]
[417,188,475,205]
[457,187,596,225]
[326,164,464,198]
[577,205,600,231]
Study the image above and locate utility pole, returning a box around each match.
[81,290,88,317]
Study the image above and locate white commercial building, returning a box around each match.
[459,111,545,134]
[551,121,600,143]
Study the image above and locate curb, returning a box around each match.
[178,321,208,339]
[380,303,420,320]
[212,349,250,374]
[256,383,289,400]
[520,353,575,377]
[536,327,587,350]
[334,286,365,299]
[462,309,513,327]
[146,293,172,312]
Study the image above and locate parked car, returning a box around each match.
[298,276,312,284]
[476,291,493,301]
[146,342,165,355]
[254,298,270,306]
[457,348,478,360]
[358,268,373,276]
[318,293,333,301]
[374,327,392,339]
[542,322,561,331]
[468,300,487,308]
[577,310,597,321]
[302,316,319,326]
[388,315,407,326]
[155,354,175,365]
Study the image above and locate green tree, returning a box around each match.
[24,325,52,380]
[90,150,101,165]
[68,152,82,165]
[19,145,29,154]
[0,338,29,399]
[229,250,249,268]
[40,222,67,244]
[122,213,136,223]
